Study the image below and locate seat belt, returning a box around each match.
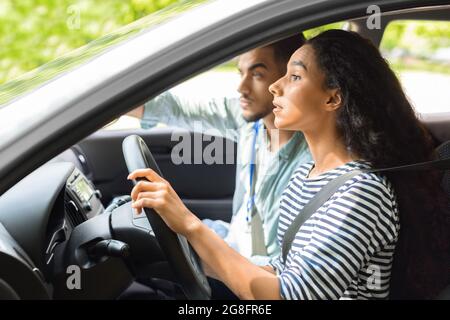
[281,157,450,263]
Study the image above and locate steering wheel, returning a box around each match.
[122,134,211,300]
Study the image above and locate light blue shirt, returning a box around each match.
[141,91,311,265]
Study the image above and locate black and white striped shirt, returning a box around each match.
[270,161,400,300]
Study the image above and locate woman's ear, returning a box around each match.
[325,88,342,111]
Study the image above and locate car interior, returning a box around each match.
[0,3,449,300]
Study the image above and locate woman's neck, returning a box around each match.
[263,113,295,153]
[304,126,355,178]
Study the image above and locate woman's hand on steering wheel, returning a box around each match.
[128,168,201,237]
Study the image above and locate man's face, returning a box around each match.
[237,47,285,122]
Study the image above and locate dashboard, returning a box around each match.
[65,167,103,221]
[44,166,104,269]
[0,151,106,286]
[0,147,163,299]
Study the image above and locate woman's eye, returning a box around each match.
[253,72,263,78]
[291,75,301,81]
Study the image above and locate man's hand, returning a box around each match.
[126,105,144,119]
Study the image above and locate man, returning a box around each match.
[128,34,311,266]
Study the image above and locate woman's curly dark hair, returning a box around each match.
[306,29,450,299]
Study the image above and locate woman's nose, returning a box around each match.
[269,78,281,96]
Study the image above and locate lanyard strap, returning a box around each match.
[246,120,261,222]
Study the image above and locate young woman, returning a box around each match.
[128,30,449,299]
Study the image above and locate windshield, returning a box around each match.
[0,0,267,152]
[0,0,206,107]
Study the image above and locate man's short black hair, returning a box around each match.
[268,33,306,64]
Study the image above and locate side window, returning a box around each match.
[380,20,450,115]
[103,115,141,130]
[104,22,349,131]
[303,21,346,38]
[103,61,240,130]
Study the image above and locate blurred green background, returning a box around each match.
[0,1,449,87]
[0,0,185,85]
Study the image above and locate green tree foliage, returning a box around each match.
[303,22,346,39]
[0,0,187,84]
[381,20,450,54]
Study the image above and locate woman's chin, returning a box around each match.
[274,115,287,129]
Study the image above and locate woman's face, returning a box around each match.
[269,45,339,132]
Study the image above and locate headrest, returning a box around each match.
[436,141,450,195]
